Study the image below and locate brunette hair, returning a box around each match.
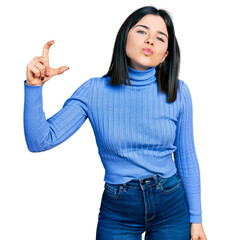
[103,5,180,103]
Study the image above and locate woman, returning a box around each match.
[24,5,207,240]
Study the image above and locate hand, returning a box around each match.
[190,223,207,240]
[26,40,69,86]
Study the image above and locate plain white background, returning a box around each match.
[0,0,229,239]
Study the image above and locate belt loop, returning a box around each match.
[120,183,127,192]
[152,174,158,186]
[153,174,161,189]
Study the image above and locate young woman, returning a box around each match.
[24,5,207,240]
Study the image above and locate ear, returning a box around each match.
[164,50,169,59]
[161,51,169,63]
[160,51,169,64]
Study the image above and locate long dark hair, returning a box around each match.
[103,5,180,103]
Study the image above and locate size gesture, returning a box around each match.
[26,40,69,86]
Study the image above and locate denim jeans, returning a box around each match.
[96,171,190,240]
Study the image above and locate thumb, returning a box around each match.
[52,66,69,76]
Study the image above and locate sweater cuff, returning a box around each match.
[190,214,202,223]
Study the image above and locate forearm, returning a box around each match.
[23,81,51,152]
[176,159,202,223]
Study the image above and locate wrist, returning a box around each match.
[26,80,43,86]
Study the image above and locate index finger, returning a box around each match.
[42,40,55,58]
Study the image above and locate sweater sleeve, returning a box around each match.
[173,80,202,223]
[23,79,91,152]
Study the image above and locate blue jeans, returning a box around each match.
[96,172,190,239]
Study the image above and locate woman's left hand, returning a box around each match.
[190,223,207,240]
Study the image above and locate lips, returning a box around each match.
[143,48,153,55]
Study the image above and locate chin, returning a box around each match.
[127,57,156,70]
[134,62,155,70]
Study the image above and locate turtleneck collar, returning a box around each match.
[127,65,157,86]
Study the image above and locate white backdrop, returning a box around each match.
[0,0,229,239]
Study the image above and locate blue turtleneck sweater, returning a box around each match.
[23,66,202,223]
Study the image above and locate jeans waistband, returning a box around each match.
[120,172,179,188]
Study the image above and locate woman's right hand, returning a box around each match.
[26,40,69,86]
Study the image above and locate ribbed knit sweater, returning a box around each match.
[23,65,202,223]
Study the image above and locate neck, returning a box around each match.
[127,65,157,86]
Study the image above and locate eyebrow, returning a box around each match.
[134,24,168,38]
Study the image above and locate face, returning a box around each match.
[126,14,169,71]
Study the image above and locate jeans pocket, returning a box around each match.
[104,183,124,199]
[159,173,182,194]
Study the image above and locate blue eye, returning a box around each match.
[137,30,146,34]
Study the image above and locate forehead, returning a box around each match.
[134,14,168,33]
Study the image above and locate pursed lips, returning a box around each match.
[142,48,153,55]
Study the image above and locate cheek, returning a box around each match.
[161,43,168,55]
[126,40,135,58]
[155,44,168,57]
[126,37,141,58]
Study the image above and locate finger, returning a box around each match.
[35,56,50,77]
[51,66,69,76]
[42,40,55,61]
[27,63,41,78]
[27,63,36,80]
[32,60,46,79]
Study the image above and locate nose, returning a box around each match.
[144,39,154,46]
